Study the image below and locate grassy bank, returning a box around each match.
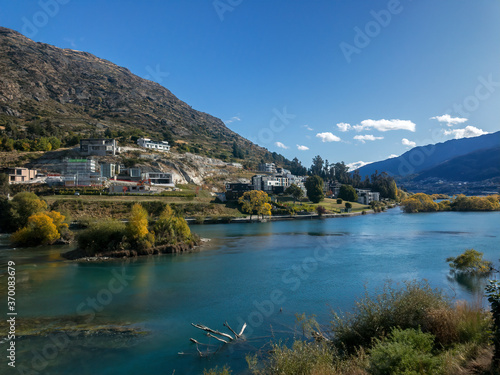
[46,195,246,222]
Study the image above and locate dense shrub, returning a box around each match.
[331,280,449,352]
[153,205,194,245]
[77,220,127,255]
[369,327,442,375]
[316,205,327,216]
[247,341,338,375]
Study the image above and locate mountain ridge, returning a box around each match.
[0,26,289,167]
[356,131,500,180]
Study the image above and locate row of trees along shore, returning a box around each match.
[401,193,500,213]
[0,192,197,255]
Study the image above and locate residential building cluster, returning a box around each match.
[3,138,174,194]
[223,162,380,205]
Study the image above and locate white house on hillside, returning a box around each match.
[137,138,170,152]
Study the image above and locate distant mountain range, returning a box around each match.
[0,26,288,166]
[356,131,500,183]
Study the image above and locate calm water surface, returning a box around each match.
[0,208,499,374]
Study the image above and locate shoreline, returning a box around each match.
[185,208,380,225]
[61,238,207,261]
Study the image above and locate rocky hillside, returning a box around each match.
[0,26,287,167]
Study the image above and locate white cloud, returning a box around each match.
[358,119,416,132]
[275,141,288,149]
[443,125,489,139]
[224,116,241,124]
[347,161,370,171]
[430,114,467,127]
[336,122,351,132]
[388,154,398,159]
[302,124,314,131]
[402,138,416,148]
[316,132,341,142]
[353,134,384,143]
[297,144,309,151]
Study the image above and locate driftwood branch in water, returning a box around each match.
[189,321,247,356]
[238,322,247,337]
[224,321,241,338]
[191,323,234,341]
[207,332,229,344]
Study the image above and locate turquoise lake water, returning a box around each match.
[0,207,499,374]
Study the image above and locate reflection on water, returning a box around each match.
[447,272,490,294]
[0,208,499,374]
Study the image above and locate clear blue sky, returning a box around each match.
[1,0,499,168]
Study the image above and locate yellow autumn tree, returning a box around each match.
[154,205,193,245]
[46,210,69,232]
[126,203,149,241]
[11,212,60,247]
[401,193,439,213]
[239,190,272,220]
[126,204,154,250]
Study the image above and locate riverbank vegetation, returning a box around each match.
[401,193,500,213]
[206,279,498,374]
[0,192,72,246]
[70,203,198,258]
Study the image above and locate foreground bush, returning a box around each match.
[369,328,442,374]
[229,280,494,375]
[331,280,449,352]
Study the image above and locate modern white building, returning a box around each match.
[80,139,120,156]
[100,163,118,178]
[356,189,380,205]
[63,158,97,174]
[64,173,106,187]
[142,172,173,186]
[251,174,290,193]
[137,138,170,152]
[258,163,277,173]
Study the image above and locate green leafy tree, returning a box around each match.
[338,185,358,202]
[8,192,48,230]
[310,155,324,177]
[345,202,352,210]
[486,279,500,368]
[0,173,10,197]
[446,249,492,275]
[304,175,324,203]
[285,184,304,203]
